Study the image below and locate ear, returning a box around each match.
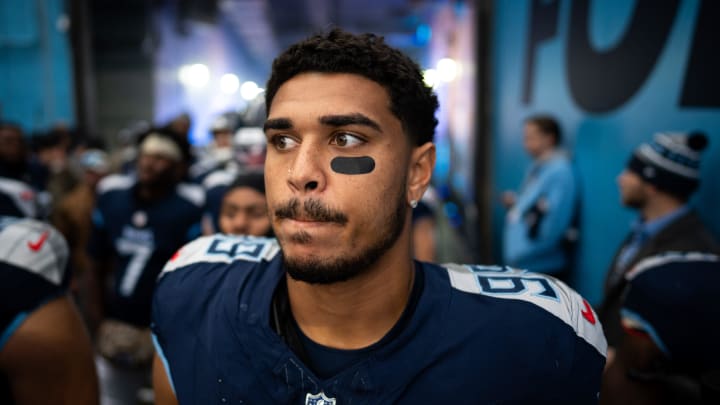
[407,142,436,205]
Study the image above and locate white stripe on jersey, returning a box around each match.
[96,174,134,195]
[159,234,280,278]
[0,217,68,285]
[626,251,719,281]
[176,183,205,207]
[202,170,235,190]
[0,177,37,218]
[444,263,607,357]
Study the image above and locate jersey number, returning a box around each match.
[475,276,558,300]
[116,239,152,296]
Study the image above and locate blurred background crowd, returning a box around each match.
[1,0,719,404]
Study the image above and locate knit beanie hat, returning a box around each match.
[627,131,709,199]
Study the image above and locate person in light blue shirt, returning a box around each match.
[502,115,579,280]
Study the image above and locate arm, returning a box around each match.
[153,354,179,405]
[600,332,665,405]
[504,164,577,263]
[0,295,99,405]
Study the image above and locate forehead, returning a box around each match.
[223,187,266,203]
[268,72,397,128]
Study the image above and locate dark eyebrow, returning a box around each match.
[263,118,293,132]
[319,113,382,133]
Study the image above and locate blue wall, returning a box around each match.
[0,0,74,133]
[491,0,720,304]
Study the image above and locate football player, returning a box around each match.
[87,128,204,403]
[601,252,720,404]
[152,29,606,404]
[0,217,98,404]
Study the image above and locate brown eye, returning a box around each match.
[271,135,298,150]
[332,133,364,148]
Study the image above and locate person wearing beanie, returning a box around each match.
[599,131,720,349]
[601,252,720,404]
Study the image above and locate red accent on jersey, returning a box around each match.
[27,231,49,252]
[20,190,35,201]
[581,299,596,325]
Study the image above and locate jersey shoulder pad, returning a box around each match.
[97,173,134,195]
[176,182,205,207]
[626,251,720,281]
[0,217,69,286]
[202,170,234,190]
[0,177,37,218]
[443,263,607,356]
[160,234,280,277]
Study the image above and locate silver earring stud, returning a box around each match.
[410,200,418,208]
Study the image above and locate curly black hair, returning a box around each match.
[265,28,439,146]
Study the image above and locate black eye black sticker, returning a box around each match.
[330,156,375,175]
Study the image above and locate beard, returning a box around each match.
[621,189,647,210]
[276,188,407,285]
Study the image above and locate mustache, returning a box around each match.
[274,198,348,224]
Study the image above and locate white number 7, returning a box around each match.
[116,239,152,296]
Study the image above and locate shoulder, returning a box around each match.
[0,217,69,286]
[159,234,281,279]
[541,155,574,177]
[440,263,607,356]
[175,182,205,207]
[96,173,134,195]
[202,170,235,190]
[625,252,720,305]
[152,235,281,336]
[622,252,720,363]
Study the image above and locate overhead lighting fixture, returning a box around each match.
[240,81,263,100]
[436,58,459,83]
[178,63,210,89]
[220,73,240,94]
[423,68,439,88]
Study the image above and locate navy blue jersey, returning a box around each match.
[621,252,720,373]
[88,174,204,327]
[202,169,235,233]
[0,217,69,404]
[153,235,607,404]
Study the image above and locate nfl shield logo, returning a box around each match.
[305,391,337,405]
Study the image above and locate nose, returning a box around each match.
[617,170,627,186]
[287,143,326,194]
[231,212,249,234]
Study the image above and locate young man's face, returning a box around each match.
[219,187,271,236]
[263,72,415,284]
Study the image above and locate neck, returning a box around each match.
[535,147,557,162]
[137,181,174,202]
[641,194,684,221]
[287,236,415,350]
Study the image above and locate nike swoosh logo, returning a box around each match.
[581,299,596,325]
[27,231,49,252]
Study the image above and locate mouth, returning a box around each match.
[274,198,348,226]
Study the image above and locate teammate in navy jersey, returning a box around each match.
[152,29,606,404]
[0,217,98,404]
[601,252,720,404]
[87,128,204,403]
